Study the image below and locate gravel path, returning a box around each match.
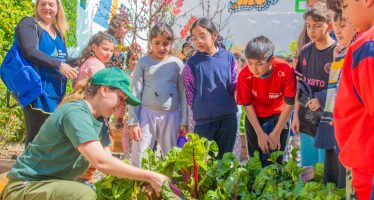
[0,143,24,160]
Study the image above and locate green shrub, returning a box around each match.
[61,0,78,47]
[0,81,25,144]
[0,0,34,61]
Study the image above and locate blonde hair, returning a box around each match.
[34,0,69,39]
[60,78,100,104]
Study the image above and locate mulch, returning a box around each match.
[0,143,24,160]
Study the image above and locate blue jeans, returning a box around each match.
[300,132,325,166]
[245,115,289,167]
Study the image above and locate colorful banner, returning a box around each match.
[80,0,87,9]
[228,0,280,13]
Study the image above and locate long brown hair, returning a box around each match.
[34,0,68,39]
[61,78,100,104]
[77,31,113,67]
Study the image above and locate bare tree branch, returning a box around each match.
[175,2,202,21]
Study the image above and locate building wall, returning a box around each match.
[174,0,306,53]
[69,0,307,57]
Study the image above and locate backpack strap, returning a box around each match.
[6,91,18,109]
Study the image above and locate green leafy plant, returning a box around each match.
[0,81,25,144]
[95,134,345,200]
[0,0,34,61]
[61,0,78,47]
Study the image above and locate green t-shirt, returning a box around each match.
[8,100,111,181]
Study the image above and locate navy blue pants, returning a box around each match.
[194,115,237,159]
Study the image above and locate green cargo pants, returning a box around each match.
[0,179,96,200]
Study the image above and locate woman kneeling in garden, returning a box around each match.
[0,68,168,200]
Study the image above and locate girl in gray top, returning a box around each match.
[128,23,188,167]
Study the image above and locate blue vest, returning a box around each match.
[187,48,237,123]
[32,30,67,113]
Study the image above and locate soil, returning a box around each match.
[0,135,301,182]
[0,143,24,160]
[0,143,23,174]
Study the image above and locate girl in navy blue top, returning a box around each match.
[183,18,238,159]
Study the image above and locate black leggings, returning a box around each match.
[324,149,346,188]
[22,105,50,147]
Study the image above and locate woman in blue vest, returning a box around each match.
[16,0,78,146]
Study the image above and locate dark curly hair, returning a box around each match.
[326,0,342,13]
[326,0,343,22]
[304,2,332,23]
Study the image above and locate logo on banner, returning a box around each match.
[229,0,280,13]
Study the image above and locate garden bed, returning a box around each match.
[95,134,344,200]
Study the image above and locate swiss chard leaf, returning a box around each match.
[205,188,227,200]
[207,153,239,178]
[159,147,181,177]
[175,134,210,171]
[141,148,159,171]
[268,151,284,165]
[223,167,249,199]
[161,180,183,200]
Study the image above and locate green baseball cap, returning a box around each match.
[91,67,141,106]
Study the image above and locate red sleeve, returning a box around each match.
[355,56,374,117]
[236,66,252,105]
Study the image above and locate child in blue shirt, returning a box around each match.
[183,18,238,159]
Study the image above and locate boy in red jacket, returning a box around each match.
[334,0,374,199]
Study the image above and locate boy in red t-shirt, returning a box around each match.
[237,36,297,167]
[334,0,374,199]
